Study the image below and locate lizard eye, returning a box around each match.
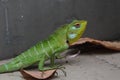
[74,23,80,28]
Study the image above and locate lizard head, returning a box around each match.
[67,20,87,45]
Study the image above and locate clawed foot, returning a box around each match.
[51,65,66,77]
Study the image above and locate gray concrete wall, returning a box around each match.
[0,0,120,59]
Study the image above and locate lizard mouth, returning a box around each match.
[66,40,69,44]
[66,40,72,46]
[66,40,74,46]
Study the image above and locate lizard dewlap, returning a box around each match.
[0,20,87,73]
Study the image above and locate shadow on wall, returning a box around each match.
[0,0,120,59]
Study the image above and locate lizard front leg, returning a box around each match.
[38,53,65,71]
[38,55,56,71]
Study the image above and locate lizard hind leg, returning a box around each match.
[11,62,23,72]
[0,61,23,73]
[8,59,23,72]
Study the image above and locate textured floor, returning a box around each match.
[0,51,120,80]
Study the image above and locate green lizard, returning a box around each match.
[0,20,87,73]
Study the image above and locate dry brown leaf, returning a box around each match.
[20,69,56,80]
[71,37,120,51]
